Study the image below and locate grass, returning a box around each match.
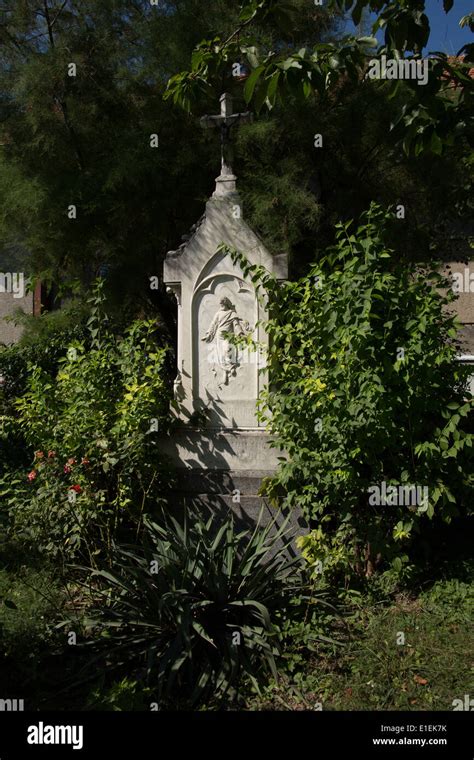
[0,528,472,711]
[0,559,63,691]
[245,569,474,711]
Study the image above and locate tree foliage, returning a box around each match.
[5,281,172,565]
[0,1,242,298]
[166,0,473,158]
[229,204,474,579]
[0,1,471,294]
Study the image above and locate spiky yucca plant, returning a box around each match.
[83,508,302,707]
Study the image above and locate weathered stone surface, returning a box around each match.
[171,468,275,494]
[180,493,307,556]
[158,429,285,471]
[441,261,474,333]
[162,109,292,534]
[165,465,308,549]
[164,180,286,431]
[0,290,34,345]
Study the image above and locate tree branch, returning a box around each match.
[0,28,29,56]
[221,14,257,50]
[42,1,85,170]
[43,0,55,48]
[50,0,69,30]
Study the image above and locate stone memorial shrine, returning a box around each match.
[161,94,292,525]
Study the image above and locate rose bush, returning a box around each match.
[5,281,173,565]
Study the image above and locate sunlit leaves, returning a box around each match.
[329,0,453,52]
[459,13,474,32]
[234,203,474,577]
[165,0,472,158]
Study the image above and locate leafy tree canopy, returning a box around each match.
[0,1,471,310]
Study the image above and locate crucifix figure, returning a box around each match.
[200,93,253,178]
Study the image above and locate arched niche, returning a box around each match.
[192,265,259,428]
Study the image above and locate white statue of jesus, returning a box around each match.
[202,297,250,385]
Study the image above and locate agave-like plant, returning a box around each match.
[82,507,303,707]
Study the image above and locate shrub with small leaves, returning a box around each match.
[8,281,172,564]
[229,203,474,579]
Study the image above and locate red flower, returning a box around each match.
[27,470,37,482]
[81,458,90,466]
[34,451,44,460]
[64,464,72,474]
[67,458,77,466]
[48,450,56,459]
[70,484,82,494]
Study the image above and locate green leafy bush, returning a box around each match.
[232,204,474,579]
[0,301,90,399]
[81,508,302,708]
[86,678,153,711]
[0,302,92,484]
[0,562,63,691]
[6,282,172,564]
[0,413,29,478]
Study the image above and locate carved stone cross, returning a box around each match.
[200,93,253,176]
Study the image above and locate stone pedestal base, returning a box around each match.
[158,428,285,471]
[158,429,306,549]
